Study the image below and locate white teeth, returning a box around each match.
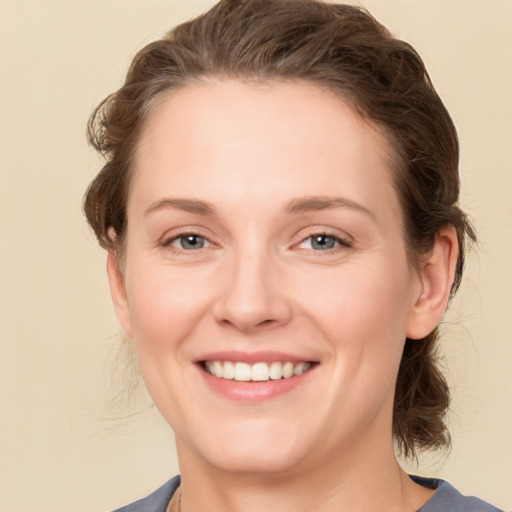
[213,361,223,378]
[251,362,269,381]
[234,362,251,381]
[283,362,294,379]
[269,361,283,380]
[204,361,312,381]
[223,361,235,379]
[294,362,309,376]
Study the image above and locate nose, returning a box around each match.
[212,248,293,333]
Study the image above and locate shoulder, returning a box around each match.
[412,476,504,512]
[111,475,181,512]
[109,474,505,512]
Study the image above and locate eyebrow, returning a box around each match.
[144,198,216,216]
[285,196,375,219]
[144,195,374,219]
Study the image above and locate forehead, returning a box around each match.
[136,78,393,160]
[131,79,401,223]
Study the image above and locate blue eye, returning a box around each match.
[300,234,344,251]
[169,234,209,250]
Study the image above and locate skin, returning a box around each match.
[107,80,458,511]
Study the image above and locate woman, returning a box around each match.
[84,1,502,511]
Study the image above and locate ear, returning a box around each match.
[106,251,134,339]
[406,226,459,340]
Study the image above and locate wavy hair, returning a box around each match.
[84,0,476,458]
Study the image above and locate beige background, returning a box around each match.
[0,0,510,510]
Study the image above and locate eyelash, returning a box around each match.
[161,230,351,254]
[161,231,213,251]
[296,232,352,253]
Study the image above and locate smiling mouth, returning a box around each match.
[202,361,314,382]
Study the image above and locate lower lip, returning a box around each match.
[198,365,315,402]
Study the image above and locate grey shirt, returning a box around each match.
[112,475,503,512]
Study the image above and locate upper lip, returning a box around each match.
[194,351,318,364]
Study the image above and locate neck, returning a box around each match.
[175,434,433,512]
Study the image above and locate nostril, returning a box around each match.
[258,319,277,327]
[219,317,277,331]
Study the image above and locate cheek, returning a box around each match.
[296,259,412,381]
[121,262,219,425]
[300,261,411,334]
[124,261,216,357]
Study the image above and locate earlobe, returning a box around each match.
[406,226,459,340]
[106,251,134,339]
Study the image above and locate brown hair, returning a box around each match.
[84,0,476,458]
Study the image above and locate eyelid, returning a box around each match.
[159,226,217,249]
[168,234,213,249]
[292,227,353,251]
[157,226,352,252]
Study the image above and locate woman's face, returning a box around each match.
[110,80,426,475]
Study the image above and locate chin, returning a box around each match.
[182,417,313,476]
[204,444,307,476]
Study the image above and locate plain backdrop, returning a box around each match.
[0,1,511,511]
